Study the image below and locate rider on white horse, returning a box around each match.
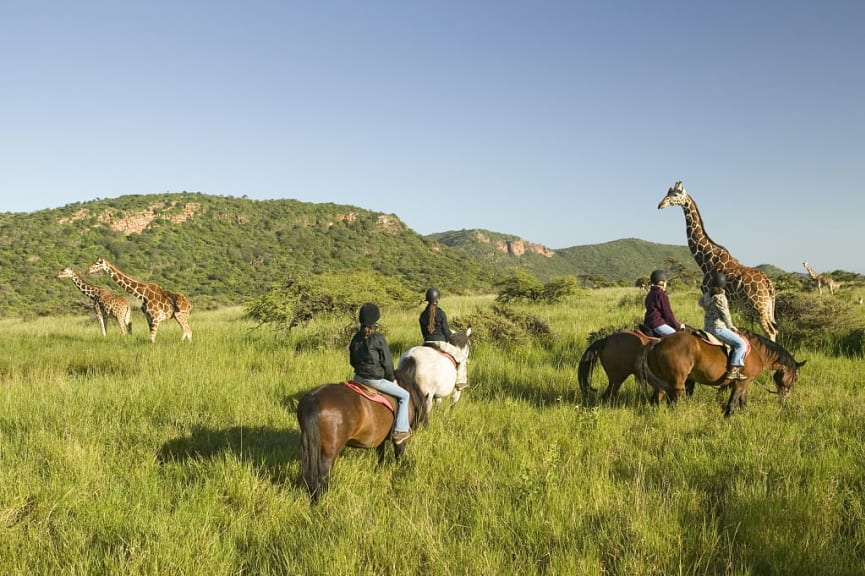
[419,287,468,388]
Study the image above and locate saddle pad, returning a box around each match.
[343,381,395,414]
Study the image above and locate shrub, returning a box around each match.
[243,270,416,331]
[775,291,865,356]
[460,304,553,347]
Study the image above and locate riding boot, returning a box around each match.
[724,366,747,381]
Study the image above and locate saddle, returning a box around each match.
[692,329,751,361]
[635,324,661,340]
[343,381,396,414]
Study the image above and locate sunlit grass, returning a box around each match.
[0,294,863,575]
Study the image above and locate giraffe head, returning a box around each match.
[658,181,689,210]
[56,267,76,279]
[87,258,109,276]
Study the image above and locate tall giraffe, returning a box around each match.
[56,267,132,336]
[658,181,778,341]
[86,258,192,343]
[803,261,839,295]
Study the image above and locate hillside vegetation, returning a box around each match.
[1,192,804,319]
[0,193,495,317]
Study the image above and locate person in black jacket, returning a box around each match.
[349,302,411,444]
[419,287,467,387]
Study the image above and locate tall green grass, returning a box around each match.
[1,290,863,575]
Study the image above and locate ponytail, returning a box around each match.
[426,303,437,334]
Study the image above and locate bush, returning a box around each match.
[460,304,553,347]
[244,270,416,331]
[775,291,865,356]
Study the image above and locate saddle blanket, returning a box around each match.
[342,381,395,414]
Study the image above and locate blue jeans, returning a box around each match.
[352,375,411,432]
[652,324,677,337]
[711,328,746,367]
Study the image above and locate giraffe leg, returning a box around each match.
[95,305,107,336]
[175,312,192,342]
[149,319,160,343]
[116,313,128,335]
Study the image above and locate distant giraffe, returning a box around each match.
[803,261,839,295]
[87,258,192,343]
[56,267,132,336]
[659,181,778,341]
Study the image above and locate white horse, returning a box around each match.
[396,328,472,424]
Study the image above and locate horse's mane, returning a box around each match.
[739,328,797,369]
[395,364,428,427]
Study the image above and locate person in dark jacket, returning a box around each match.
[419,287,467,386]
[643,270,685,337]
[349,302,411,444]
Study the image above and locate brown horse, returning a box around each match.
[578,330,655,403]
[297,370,427,504]
[638,328,805,417]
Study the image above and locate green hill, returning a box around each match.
[0,193,496,317]
[427,229,700,283]
[2,193,792,318]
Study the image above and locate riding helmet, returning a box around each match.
[358,302,381,326]
[425,287,440,303]
[709,271,727,288]
[650,270,667,285]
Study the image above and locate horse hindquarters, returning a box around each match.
[297,394,329,503]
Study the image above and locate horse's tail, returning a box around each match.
[297,393,324,504]
[578,337,606,397]
[396,359,428,427]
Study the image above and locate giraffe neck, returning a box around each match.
[70,272,99,299]
[804,263,819,280]
[105,262,151,299]
[681,198,734,273]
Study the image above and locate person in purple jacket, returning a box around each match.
[643,270,684,337]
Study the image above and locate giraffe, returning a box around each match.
[86,258,192,343]
[56,267,132,336]
[802,261,839,295]
[658,181,778,341]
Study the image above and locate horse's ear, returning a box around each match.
[796,360,807,368]
[465,327,472,337]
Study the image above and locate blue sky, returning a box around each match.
[2,1,863,273]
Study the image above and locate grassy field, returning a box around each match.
[1,289,864,575]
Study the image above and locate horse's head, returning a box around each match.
[741,329,804,399]
[773,359,806,399]
[448,327,472,363]
[658,181,689,210]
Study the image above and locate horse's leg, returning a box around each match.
[685,378,696,396]
[394,440,408,462]
[723,380,749,418]
[601,378,623,403]
[425,395,435,422]
[450,388,462,407]
[376,442,387,467]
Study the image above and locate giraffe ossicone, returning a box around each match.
[659,181,778,341]
[86,258,192,343]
